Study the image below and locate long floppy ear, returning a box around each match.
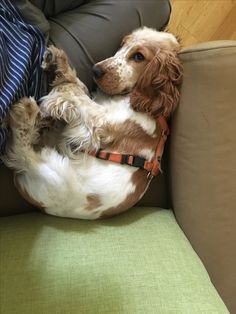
[130,49,183,119]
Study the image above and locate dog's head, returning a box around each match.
[93,27,183,118]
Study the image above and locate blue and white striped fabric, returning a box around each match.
[0,0,45,153]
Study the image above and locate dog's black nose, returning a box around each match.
[92,65,105,79]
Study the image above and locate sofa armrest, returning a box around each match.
[169,41,236,313]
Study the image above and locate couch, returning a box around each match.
[0,1,235,313]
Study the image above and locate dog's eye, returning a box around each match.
[131,52,145,62]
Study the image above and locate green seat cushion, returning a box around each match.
[0,207,228,314]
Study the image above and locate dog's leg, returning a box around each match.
[2,97,82,213]
[42,45,77,86]
[2,97,41,171]
[40,46,114,153]
[40,45,88,123]
[42,45,88,94]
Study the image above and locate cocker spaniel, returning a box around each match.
[3,27,183,219]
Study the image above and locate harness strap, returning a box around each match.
[88,115,169,178]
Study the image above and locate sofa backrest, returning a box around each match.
[30,0,86,17]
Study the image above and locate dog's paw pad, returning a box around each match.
[44,50,53,64]
[42,46,57,70]
[42,45,68,70]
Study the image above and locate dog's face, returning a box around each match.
[93,28,181,96]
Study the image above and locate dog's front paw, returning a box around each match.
[41,45,58,71]
[10,97,39,128]
[41,45,68,72]
[40,98,79,124]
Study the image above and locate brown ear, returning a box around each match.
[130,49,183,119]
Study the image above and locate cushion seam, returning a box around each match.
[180,45,236,55]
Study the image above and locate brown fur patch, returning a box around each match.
[100,169,150,218]
[98,119,162,158]
[85,194,102,211]
[85,194,102,210]
[130,49,183,119]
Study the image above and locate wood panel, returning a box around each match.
[167,0,236,47]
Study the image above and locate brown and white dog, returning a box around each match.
[3,27,183,219]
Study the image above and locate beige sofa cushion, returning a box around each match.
[169,41,236,313]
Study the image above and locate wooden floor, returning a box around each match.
[167,0,236,47]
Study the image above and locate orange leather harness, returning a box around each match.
[87,116,169,178]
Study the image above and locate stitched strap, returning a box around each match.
[90,150,147,169]
[87,115,169,177]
